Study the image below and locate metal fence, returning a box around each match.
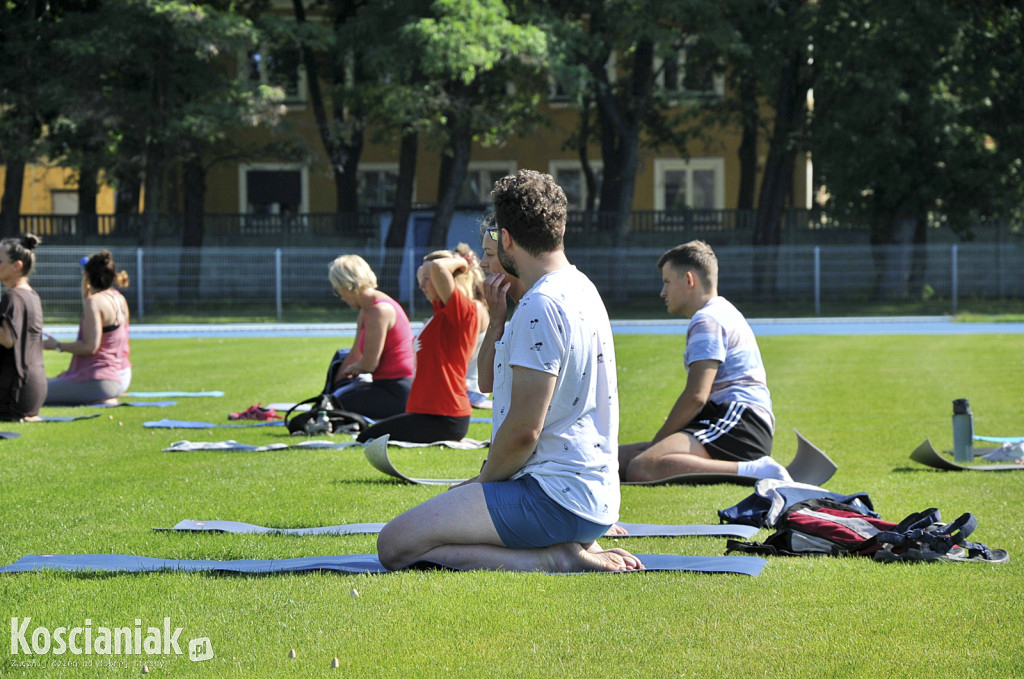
[31,243,1024,323]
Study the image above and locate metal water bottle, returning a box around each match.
[952,398,973,463]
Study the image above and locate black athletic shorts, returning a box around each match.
[679,400,773,462]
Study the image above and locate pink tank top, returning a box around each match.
[60,289,132,383]
[360,297,413,380]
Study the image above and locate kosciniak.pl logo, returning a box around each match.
[10,617,213,662]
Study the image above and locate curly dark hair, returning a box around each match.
[489,170,566,256]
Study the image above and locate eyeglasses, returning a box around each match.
[485,227,498,242]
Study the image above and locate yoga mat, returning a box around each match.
[125,391,224,398]
[39,414,102,422]
[145,418,285,429]
[910,439,1024,472]
[165,519,387,536]
[164,437,488,453]
[0,431,21,439]
[364,430,837,488]
[163,519,760,540]
[364,435,464,485]
[974,435,1024,444]
[93,401,178,408]
[0,553,766,576]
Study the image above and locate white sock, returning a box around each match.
[737,456,793,481]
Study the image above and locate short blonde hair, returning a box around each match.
[329,254,377,293]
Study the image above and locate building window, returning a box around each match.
[245,45,306,103]
[655,39,724,98]
[654,158,724,211]
[239,164,308,215]
[358,166,399,208]
[459,163,516,204]
[549,161,602,210]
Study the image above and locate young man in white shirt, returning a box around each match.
[618,240,790,483]
[377,170,642,573]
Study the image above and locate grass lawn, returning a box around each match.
[1,333,1022,678]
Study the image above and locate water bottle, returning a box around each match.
[305,410,333,435]
[952,398,973,463]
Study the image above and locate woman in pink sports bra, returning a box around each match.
[327,254,414,420]
[43,250,132,406]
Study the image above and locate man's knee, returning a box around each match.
[376,522,412,571]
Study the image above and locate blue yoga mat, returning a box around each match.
[0,553,765,576]
[144,419,285,429]
[165,519,759,539]
[94,401,178,408]
[125,391,224,398]
[975,435,1024,443]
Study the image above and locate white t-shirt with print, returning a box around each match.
[685,296,774,430]
[490,266,619,525]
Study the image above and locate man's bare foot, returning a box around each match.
[97,397,119,406]
[548,542,644,572]
[19,415,44,423]
[604,524,629,536]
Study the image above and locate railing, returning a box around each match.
[19,210,1018,248]
[31,242,1024,324]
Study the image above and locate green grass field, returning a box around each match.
[2,333,1022,678]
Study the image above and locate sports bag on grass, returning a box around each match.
[725,498,1007,563]
[285,349,370,435]
[284,392,369,435]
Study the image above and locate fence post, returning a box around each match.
[814,246,821,316]
[951,244,958,314]
[275,248,283,322]
[135,247,144,321]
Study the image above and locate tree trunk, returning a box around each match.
[78,164,99,238]
[0,159,25,238]
[871,212,918,301]
[736,72,759,210]
[142,142,163,245]
[181,155,205,248]
[753,50,804,298]
[430,115,471,248]
[386,131,418,249]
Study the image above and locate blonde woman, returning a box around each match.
[329,254,414,420]
[357,250,478,443]
[0,234,46,421]
[44,250,132,405]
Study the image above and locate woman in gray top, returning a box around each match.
[0,234,46,421]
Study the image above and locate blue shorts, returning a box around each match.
[482,474,612,549]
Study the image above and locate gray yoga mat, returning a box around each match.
[910,439,1024,472]
[163,519,759,539]
[0,552,766,576]
[363,430,838,488]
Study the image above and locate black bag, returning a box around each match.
[285,349,370,435]
[285,392,369,435]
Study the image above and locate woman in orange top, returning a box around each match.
[357,250,478,443]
